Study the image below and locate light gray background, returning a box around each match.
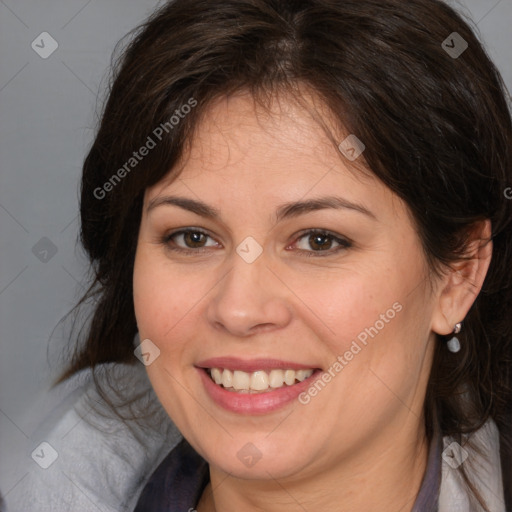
[0,0,511,499]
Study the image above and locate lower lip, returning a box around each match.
[197,368,321,414]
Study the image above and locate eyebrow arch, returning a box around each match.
[146,195,376,221]
[147,196,220,219]
[275,196,376,222]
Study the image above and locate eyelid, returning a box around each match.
[163,227,211,239]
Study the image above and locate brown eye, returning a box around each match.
[293,230,352,256]
[182,231,208,248]
[162,229,219,253]
[308,233,334,251]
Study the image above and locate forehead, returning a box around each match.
[146,90,377,201]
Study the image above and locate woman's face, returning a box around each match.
[133,91,439,480]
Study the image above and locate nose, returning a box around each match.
[206,250,293,337]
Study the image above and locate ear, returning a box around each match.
[431,219,493,336]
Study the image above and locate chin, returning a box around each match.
[202,435,314,480]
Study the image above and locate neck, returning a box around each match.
[197,419,430,512]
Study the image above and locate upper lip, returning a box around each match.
[196,357,320,373]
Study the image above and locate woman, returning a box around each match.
[8,0,511,511]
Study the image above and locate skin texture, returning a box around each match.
[133,90,492,512]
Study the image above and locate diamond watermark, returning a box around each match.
[442,32,468,59]
[237,442,262,468]
[32,237,58,263]
[134,338,161,366]
[442,441,469,469]
[236,236,263,264]
[338,134,365,161]
[31,32,58,59]
[31,441,58,469]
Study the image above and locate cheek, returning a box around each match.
[132,247,234,382]
[132,249,205,418]
[285,264,409,356]
[321,275,432,418]
[132,248,200,343]
[297,257,431,401]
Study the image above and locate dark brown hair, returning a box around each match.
[60,0,512,508]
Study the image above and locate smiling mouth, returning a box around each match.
[206,367,318,393]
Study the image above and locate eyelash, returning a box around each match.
[160,228,352,257]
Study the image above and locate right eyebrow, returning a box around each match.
[146,196,221,219]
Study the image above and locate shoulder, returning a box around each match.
[4,363,183,512]
[439,419,506,512]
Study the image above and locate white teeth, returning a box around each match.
[295,369,310,382]
[268,369,284,388]
[284,369,295,386]
[233,370,251,390]
[221,369,233,388]
[211,368,222,385]
[209,368,314,392]
[250,371,269,391]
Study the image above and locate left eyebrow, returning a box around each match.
[275,196,376,222]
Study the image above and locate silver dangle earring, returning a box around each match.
[446,322,462,353]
